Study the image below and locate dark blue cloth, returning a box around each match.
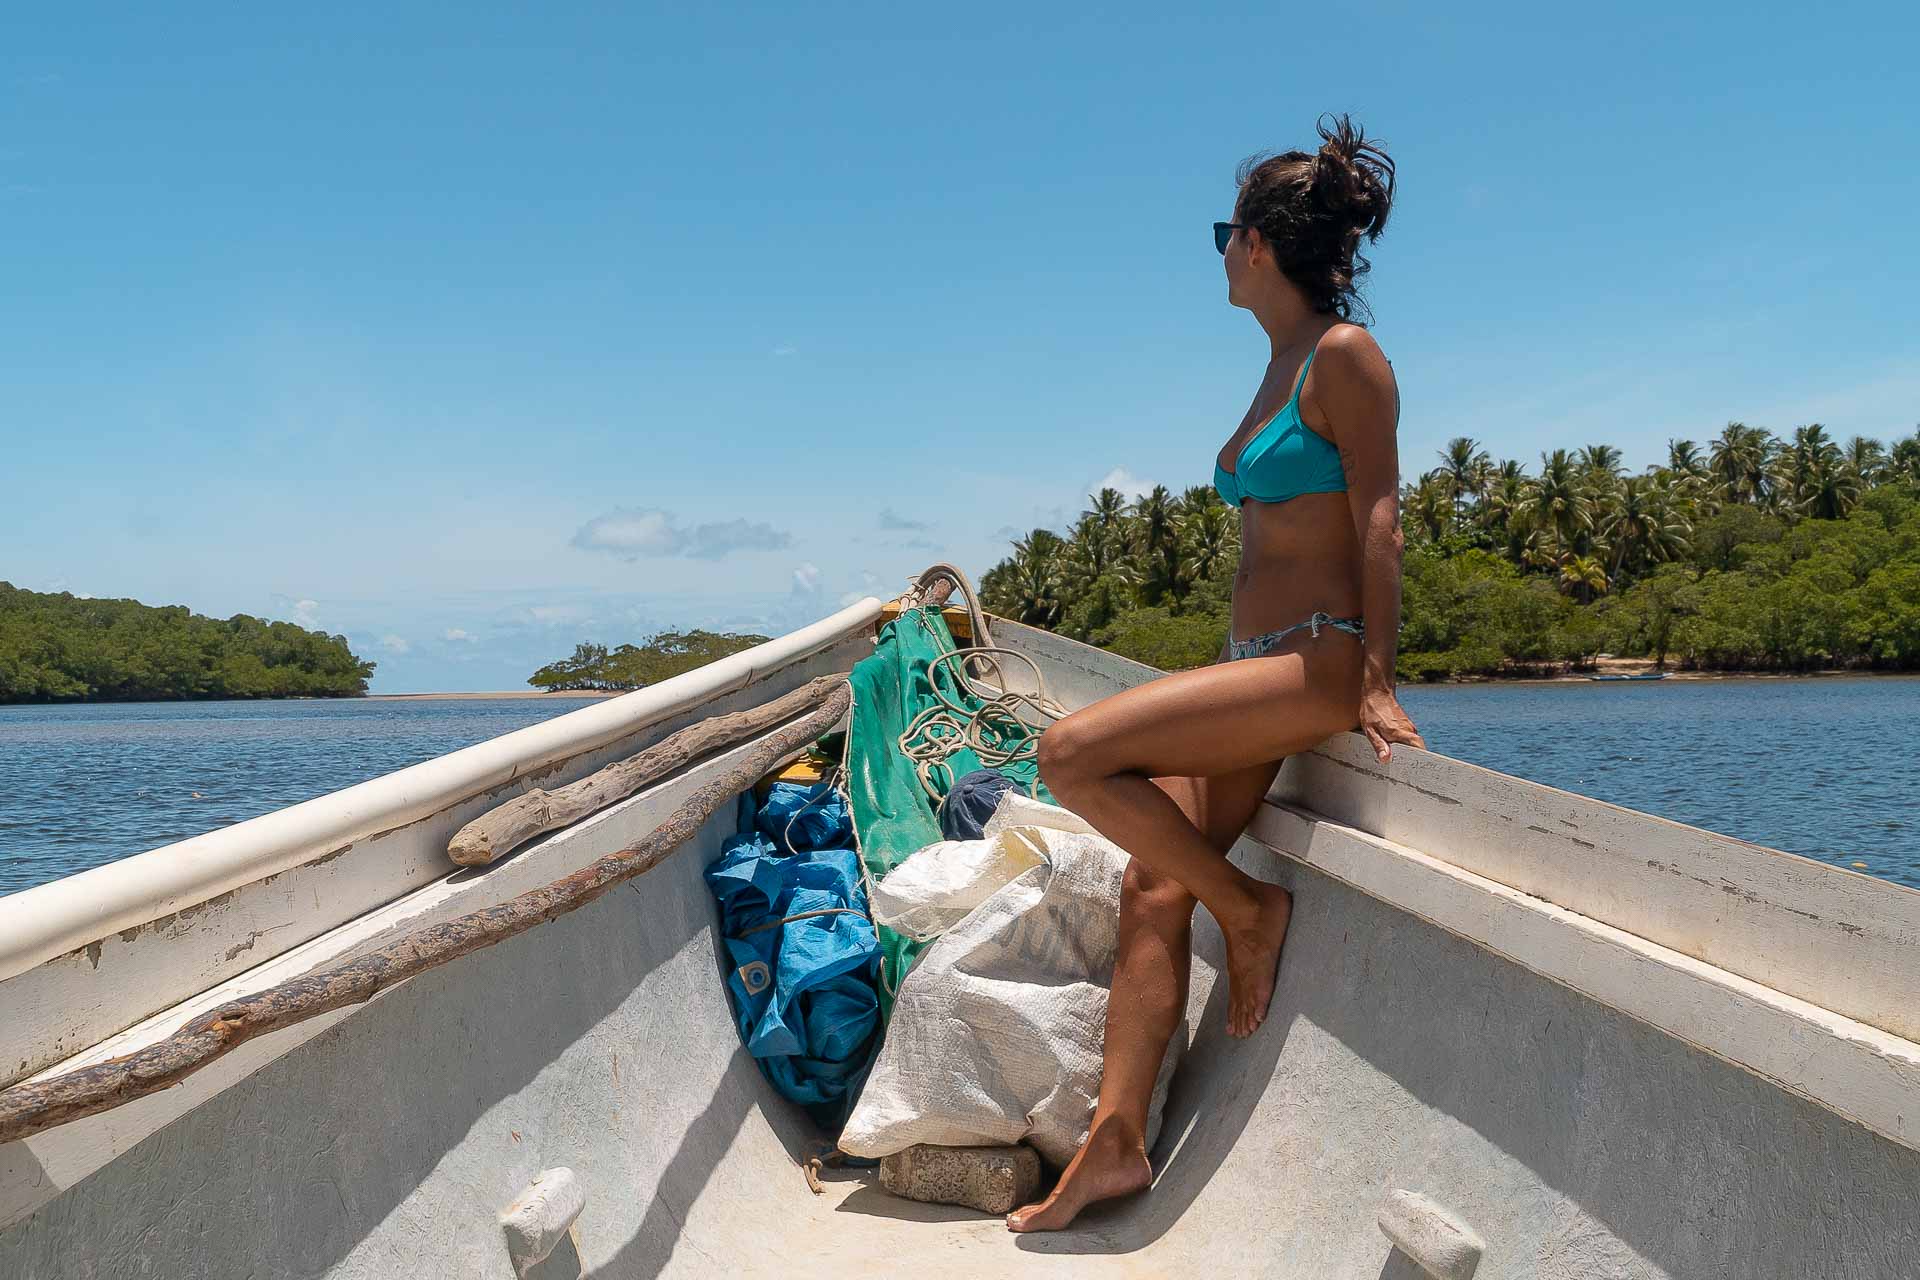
[939,768,1019,841]
[704,784,880,1126]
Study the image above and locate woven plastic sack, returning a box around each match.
[840,795,1181,1167]
[843,605,1051,1016]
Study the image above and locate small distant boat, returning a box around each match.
[1590,671,1669,681]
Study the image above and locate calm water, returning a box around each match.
[1398,675,1920,890]
[2,679,1915,897]
[0,697,604,896]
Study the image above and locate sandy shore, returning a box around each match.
[1460,656,1892,684]
[365,690,624,700]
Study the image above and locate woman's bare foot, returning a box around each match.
[1222,880,1293,1037]
[1005,1119,1152,1233]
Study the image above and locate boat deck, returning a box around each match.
[3,603,1918,1278]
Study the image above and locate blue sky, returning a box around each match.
[4,3,1915,691]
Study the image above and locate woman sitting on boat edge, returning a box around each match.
[1008,114,1426,1233]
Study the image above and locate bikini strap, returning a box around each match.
[1287,344,1318,404]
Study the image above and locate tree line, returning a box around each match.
[0,583,375,702]
[979,421,1920,679]
[527,628,771,691]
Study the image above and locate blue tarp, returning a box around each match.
[704,782,882,1126]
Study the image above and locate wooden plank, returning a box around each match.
[446,675,846,866]
[0,684,851,1147]
[0,641,869,1093]
[877,602,973,641]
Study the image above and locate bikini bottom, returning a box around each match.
[1226,611,1365,661]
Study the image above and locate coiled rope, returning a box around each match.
[894,565,1067,804]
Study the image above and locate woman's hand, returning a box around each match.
[1358,683,1425,763]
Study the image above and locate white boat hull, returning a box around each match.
[3,602,1916,1278]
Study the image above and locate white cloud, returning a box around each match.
[570,508,680,558]
[791,563,823,595]
[878,507,931,532]
[571,507,791,561]
[527,604,588,626]
[379,634,410,654]
[772,344,798,357]
[1093,466,1155,502]
[441,628,474,643]
[290,598,320,626]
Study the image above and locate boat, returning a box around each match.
[1589,672,1670,681]
[2,563,1916,1278]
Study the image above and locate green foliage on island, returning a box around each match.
[528,628,772,692]
[0,582,375,702]
[980,422,1920,680]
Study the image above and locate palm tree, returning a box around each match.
[1801,455,1864,521]
[1002,529,1068,626]
[1403,474,1453,543]
[1559,554,1610,604]
[1709,422,1776,506]
[1437,437,1492,515]
[1578,444,1624,481]
[1844,436,1887,483]
[1777,423,1832,500]
[1891,430,1920,486]
[1601,475,1693,580]
[1478,461,1531,560]
[1129,485,1182,603]
[1176,484,1217,517]
[1667,439,1708,480]
[1177,502,1238,587]
[1520,449,1593,554]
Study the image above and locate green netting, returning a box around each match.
[843,606,1052,1015]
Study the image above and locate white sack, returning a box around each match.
[842,796,1181,1167]
[866,792,1084,941]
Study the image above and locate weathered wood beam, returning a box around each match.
[0,682,851,1147]
[448,674,847,866]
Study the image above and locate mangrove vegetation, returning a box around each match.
[0,583,375,702]
[979,422,1920,679]
[527,629,772,692]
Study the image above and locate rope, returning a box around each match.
[776,762,845,855]
[731,906,870,939]
[897,638,1067,805]
[901,561,993,652]
[802,1146,849,1195]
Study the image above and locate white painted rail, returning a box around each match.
[0,596,884,982]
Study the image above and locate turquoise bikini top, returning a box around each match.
[1213,348,1347,507]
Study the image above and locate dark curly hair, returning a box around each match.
[1234,113,1395,320]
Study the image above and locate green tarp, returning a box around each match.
[843,606,1051,1014]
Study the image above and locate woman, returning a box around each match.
[1006,115,1426,1234]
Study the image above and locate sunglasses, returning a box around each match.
[1213,222,1248,255]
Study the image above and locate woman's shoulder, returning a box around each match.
[1307,322,1394,389]
[1303,322,1398,430]
[1314,321,1386,365]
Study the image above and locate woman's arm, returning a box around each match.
[1307,325,1426,761]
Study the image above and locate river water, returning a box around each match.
[1,677,1915,897]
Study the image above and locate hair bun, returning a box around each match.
[1309,113,1394,241]
[1231,114,1396,320]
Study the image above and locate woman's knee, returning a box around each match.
[1036,712,1104,793]
[1122,859,1197,917]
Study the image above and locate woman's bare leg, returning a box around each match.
[1032,643,1359,1038]
[1007,763,1283,1233]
